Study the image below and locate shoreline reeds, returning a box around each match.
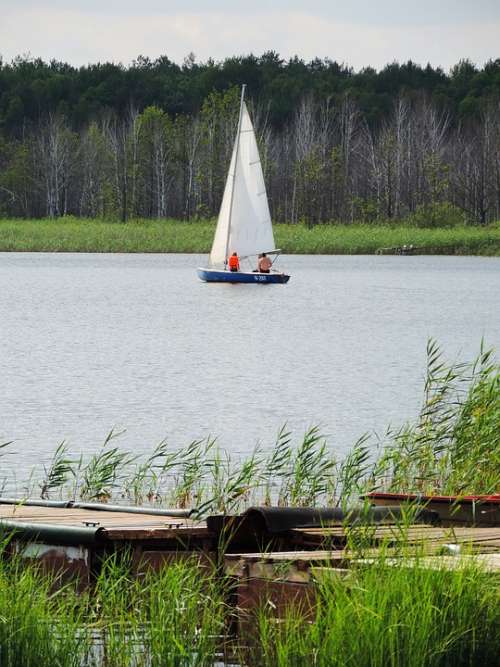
[2,341,498,509]
[0,217,499,255]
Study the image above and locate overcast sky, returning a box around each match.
[1,1,499,71]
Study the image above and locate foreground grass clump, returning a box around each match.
[0,217,499,254]
[254,561,500,667]
[0,546,498,667]
[91,556,227,667]
[0,551,86,667]
[0,549,227,667]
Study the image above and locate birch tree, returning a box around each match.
[106,108,139,221]
[78,122,110,217]
[36,114,75,217]
[137,106,172,218]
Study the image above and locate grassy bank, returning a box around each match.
[0,217,499,255]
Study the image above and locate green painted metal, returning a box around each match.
[0,520,103,545]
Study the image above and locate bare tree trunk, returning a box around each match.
[36,114,73,218]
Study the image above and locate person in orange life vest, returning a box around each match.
[228,252,240,272]
[258,252,272,273]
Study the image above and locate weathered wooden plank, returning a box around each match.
[356,554,500,573]
[292,526,500,540]
[226,550,344,563]
[0,505,195,527]
[0,504,208,542]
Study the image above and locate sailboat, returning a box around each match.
[197,85,290,284]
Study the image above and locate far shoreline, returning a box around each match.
[0,218,499,256]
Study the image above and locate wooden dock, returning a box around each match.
[224,530,500,627]
[0,501,212,584]
[0,503,206,537]
[1,499,499,592]
[376,244,419,255]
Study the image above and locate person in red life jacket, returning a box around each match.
[258,252,272,273]
[228,252,240,272]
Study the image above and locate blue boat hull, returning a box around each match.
[197,268,290,284]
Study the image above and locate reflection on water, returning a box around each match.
[0,252,499,483]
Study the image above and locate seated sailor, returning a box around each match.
[228,252,240,272]
[257,252,272,273]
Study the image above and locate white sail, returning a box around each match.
[209,101,275,266]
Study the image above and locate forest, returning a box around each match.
[0,53,500,224]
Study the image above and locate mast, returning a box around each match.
[223,84,246,268]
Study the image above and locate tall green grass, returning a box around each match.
[254,560,500,667]
[375,340,500,495]
[0,543,88,666]
[0,546,227,667]
[89,555,227,666]
[0,217,499,254]
[0,218,215,253]
[0,543,497,666]
[279,221,500,255]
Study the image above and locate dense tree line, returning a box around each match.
[0,53,500,224]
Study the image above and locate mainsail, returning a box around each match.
[209,91,275,266]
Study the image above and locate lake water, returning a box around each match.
[1,253,499,487]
